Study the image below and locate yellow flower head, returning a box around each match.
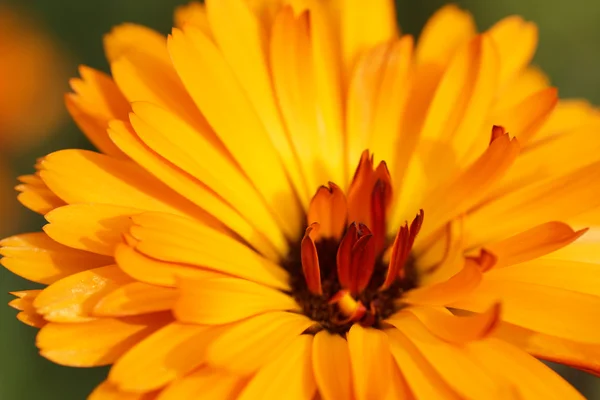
[4,1,600,399]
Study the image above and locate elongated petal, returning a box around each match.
[37,316,167,367]
[44,204,138,256]
[90,382,157,400]
[0,232,111,284]
[109,322,211,392]
[9,290,46,328]
[238,335,316,400]
[453,279,600,343]
[94,282,177,317]
[467,338,584,399]
[386,329,461,400]
[129,212,289,290]
[206,311,313,374]
[174,277,299,324]
[347,324,394,400]
[157,367,244,400]
[399,303,501,343]
[307,183,347,240]
[312,331,353,400]
[390,313,514,398]
[16,173,66,214]
[485,222,587,268]
[34,265,133,322]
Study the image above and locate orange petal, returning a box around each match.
[94,282,177,317]
[383,209,424,289]
[0,232,111,285]
[66,66,130,158]
[174,276,299,325]
[452,279,600,343]
[386,329,461,399]
[115,244,221,287]
[39,150,204,220]
[9,290,46,328]
[44,204,138,256]
[336,222,376,295]
[206,311,313,374]
[174,2,211,34]
[389,314,514,398]
[157,367,245,400]
[34,265,133,322]
[128,212,289,290]
[466,338,584,399]
[37,315,168,367]
[16,173,66,215]
[347,324,394,400]
[104,24,170,64]
[494,321,600,377]
[484,222,588,268]
[312,330,353,400]
[402,259,482,306]
[397,303,501,343]
[109,322,211,392]
[307,183,347,240]
[238,335,316,400]
[490,87,557,145]
[90,381,158,400]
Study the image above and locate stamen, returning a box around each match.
[336,222,376,296]
[307,182,347,241]
[329,289,367,323]
[301,223,323,295]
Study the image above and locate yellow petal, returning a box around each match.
[157,367,245,400]
[168,26,302,239]
[206,311,313,374]
[34,265,133,322]
[129,212,289,290]
[67,66,130,158]
[312,330,352,400]
[347,324,394,400]
[389,313,513,399]
[90,382,157,400]
[37,315,167,367]
[16,173,66,215]
[484,222,587,268]
[494,66,549,110]
[44,204,138,256]
[0,232,111,284]
[495,322,600,377]
[129,102,287,253]
[466,338,584,399]
[452,279,600,343]
[465,160,600,247]
[415,4,476,66]
[386,329,460,400]
[107,120,278,260]
[174,276,299,324]
[535,99,600,143]
[94,282,177,317]
[399,303,501,343]
[238,335,316,400]
[205,0,308,211]
[115,243,222,287]
[39,149,205,220]
[340,0,397,81]
[109,322,211,392]
[487,16,538,88]
[9,290,46,328]
[486,258,600,297]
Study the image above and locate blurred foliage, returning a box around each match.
[0,0,599,398]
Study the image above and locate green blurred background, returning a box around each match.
[0,0,599,398]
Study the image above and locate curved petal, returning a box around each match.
[312,330,353,400]
[16,174,66,215]
[9,290,46,328]
[94,282,177,317]
[157,367,244,400]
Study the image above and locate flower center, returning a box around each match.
[283,151,424,334]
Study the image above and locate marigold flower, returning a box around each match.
[4,1,600,399]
